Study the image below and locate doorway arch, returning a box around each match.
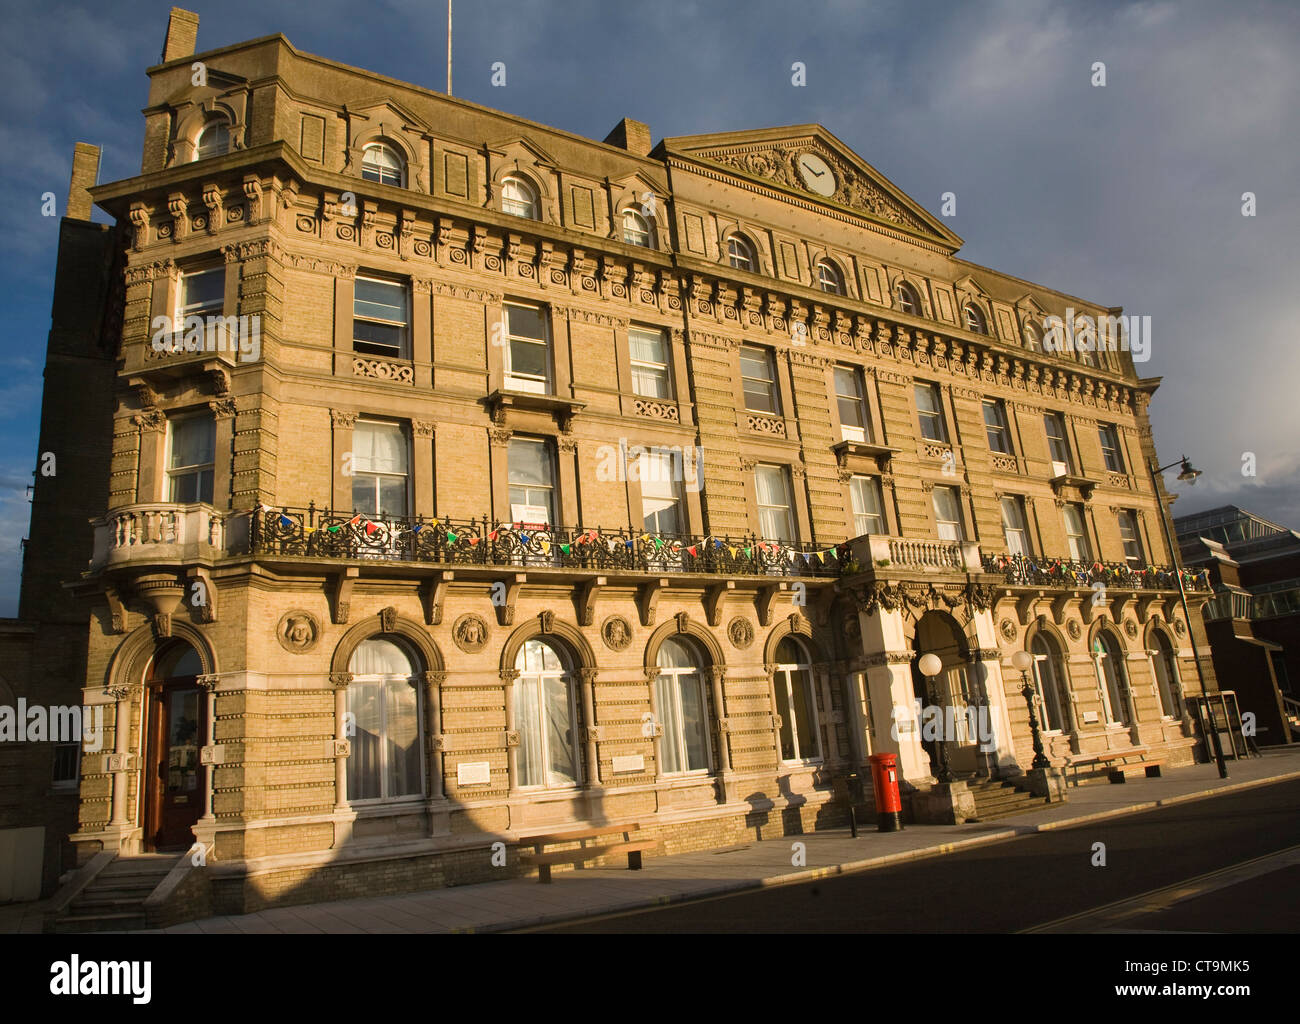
[910,611,977,778]
[142,639,206,851]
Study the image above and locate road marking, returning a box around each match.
[1021,844,1300,933]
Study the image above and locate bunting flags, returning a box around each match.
[560,543,571,555]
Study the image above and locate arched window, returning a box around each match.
[1150,631,1182,718]
[194,119,230,161]
[622,209,653,247]
[1030,633,1070,733]
[361,142,405,187]
[513,639,579,787]
[726,234,755,271]
[654,637,712,774]
[964,303,988,334]
[1074,318,1100,367]
[1093,631,1131,727]
[1022,322,1041,351]
[896,281,922,316]
[817,260,845,295]
[773,636,821,762]
[346,637,423,802]
[501,175,539,219]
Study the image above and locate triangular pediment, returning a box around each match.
[488,135,560,168]
[347,98,434,135]
[663,124,962,250]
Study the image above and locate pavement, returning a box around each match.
[5,746,1298,934]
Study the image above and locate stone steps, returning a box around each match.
[965,779,1050,821]
[50,854,179,934]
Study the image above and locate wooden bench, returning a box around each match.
[1065,748,1163,786]
[517,823,660,884]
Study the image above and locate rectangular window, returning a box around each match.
[1000,496,1032,557]
[740,346,780,415]
[915,382,947,442]
[504,302,551,394]
[932,486,965,542]
[177,266,225,321]
[1044,413,1074,476]
[849,475,886,536]
[1099,423,1125,473]
[353,276,410,358]
[52,743,80,789]
[1064,503,1091,561]
[834,365,872,443]
[166,414,215,504]
[352,420,409,518]
[640,449,683,534]
[629,326,672,400]
[755,464,795,543]
[1118,509,1145,567]
[508,438,555,526]
[983,399,1013,455]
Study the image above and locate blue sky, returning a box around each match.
[2,0,1297,614]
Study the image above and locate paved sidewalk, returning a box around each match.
[6,747,1298,934]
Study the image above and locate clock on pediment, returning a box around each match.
[796,152,836,197]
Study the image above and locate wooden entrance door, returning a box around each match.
[145,678,205,850]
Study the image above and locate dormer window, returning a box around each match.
[896,282,922,316]
[194,119,230,161]
[502,176,539,219]
[623,209,653,247]
[817,260,845,295]
[361,142,405,187]
[726,235,756,272]
[964,302,988,334]
[1023,322,1041,350]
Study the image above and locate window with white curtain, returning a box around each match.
[1118,509,1145,567]
[834,365,871,443]
[166,414,215,504]
[1151,631,1181,718]
[1064,503,1091,561]
[629,326,672,399]
[1001,496,1031,557]
[501,176,539,219]
[640,449,682,534]
[915,382,947,442]
[850,475,886,536]
[514,639,578,788]
[983,399,1013,455]
[623,209,653,247]
[351,420,409,518]
[655,637,711,774]
[1044,413,1073,476]
[932,486,964,542]
[756,464,795,543]
[504,302,551,393]
[773,637,820,762]
[346,638,423,802]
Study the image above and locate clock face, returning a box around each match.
[797,152,836,196]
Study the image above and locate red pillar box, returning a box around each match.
[868,752,904,832]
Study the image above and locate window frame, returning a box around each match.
[1030,633,1069,734]
[165,412,216,505]
[194,119,231,161]
[932,485,966,542]
[834,364,872,443]
[1063,502,1092,562]
[503,301,552,394]
[350,419,411,520]
[360,141,405,187]
[849,475,887,536]
[817,259,845,295]
[915,382,948,443]
[1117,509,1145,568]
[513,638,581,789]
[639,448,684,535]
[1000,495,1032,557]
[345,636,425,804]
[773,637,822,764]
[501,175,539,219]
[622,209,653,248]
[726,234,756,272]
[896,282,922,316]
[982,399,1013,455]
[963,303,989,335]
[507,436,556,527]
[1044,412,1074,475]
[740,345,780,415]
[353,274,411,359]
[628,325,673,400]
[1093,631,1131,727]
[654,637,713,776]
[755,463,796,544]
[1099,423,1125,473]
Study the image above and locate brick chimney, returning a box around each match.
[161,7,200,63]
[65,143,101,221]
[603,118,652,156]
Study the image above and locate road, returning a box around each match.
[531,778,1300,933]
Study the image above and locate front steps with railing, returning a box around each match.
[49,853,179,933]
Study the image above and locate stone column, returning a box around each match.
[580,667,600,786]
[857,605,932,787]
[815,666,839,764]
[329,672,352,810]
[422,670,446,800]
[501,668,520,791]
[107,684,138,830]
[196,673,219,821]
[968,608,1018,774]
[764,663,785,765]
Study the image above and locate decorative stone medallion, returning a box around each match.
[601,615,633,652]
[1123,618,1140,640]
[1066,619,1083,641]
[998,617,1018,643]
[277,610,320,653]
[727,616,755,649]
[1173,617,1186,637]
[452,613,490,653]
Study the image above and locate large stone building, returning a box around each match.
[13,8,1220,921]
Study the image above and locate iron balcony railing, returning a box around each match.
[249,503,845,577]
[981,552,1212,592]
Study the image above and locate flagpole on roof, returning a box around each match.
[446,0,453,95]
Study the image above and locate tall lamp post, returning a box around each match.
[1147,454,1228,779]
[918,653,953,784]
[1011,649,1051,770]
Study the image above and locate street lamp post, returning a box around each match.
[1011,649,1051,770]
[918,653,953,784]
[1147,454,1228,779]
